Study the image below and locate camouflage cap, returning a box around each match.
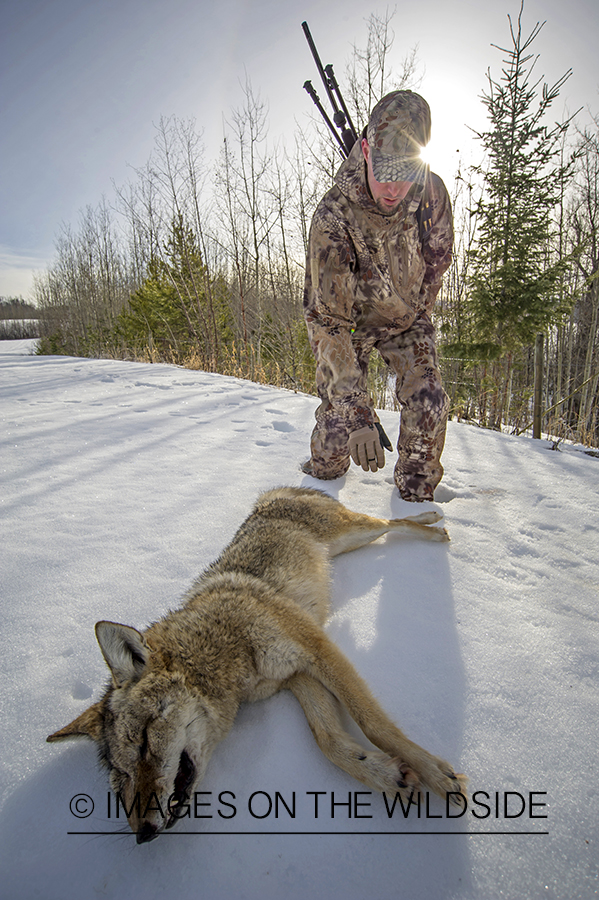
[366,91,431,183]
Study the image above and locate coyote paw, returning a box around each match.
[392,752,468,805]
[350,749,466,806]
[405,511,443,525]
[399,511,450,541]
[396,762,419,792]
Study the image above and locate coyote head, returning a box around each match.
[47,622,212,843]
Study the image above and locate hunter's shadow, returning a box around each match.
[318,488,473,892]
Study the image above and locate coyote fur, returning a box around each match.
[48,487,466,843]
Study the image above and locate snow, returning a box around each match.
[1,340,597,900]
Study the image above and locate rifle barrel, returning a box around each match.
[303,81,347,156]
[301,21,338,113]
[302,21,358,157]
[324,64,358,149]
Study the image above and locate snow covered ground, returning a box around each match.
[1,340,598,900]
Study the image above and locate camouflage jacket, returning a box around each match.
[303,138,453,430]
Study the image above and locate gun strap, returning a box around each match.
[416,179,433,243]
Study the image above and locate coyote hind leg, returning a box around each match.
[387,511,450,542]
[327,509,449,557]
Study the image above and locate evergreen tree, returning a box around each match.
[463,4,577,360]
[117,258,185,354]
[117,216,234,365]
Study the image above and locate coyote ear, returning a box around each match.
[95,621,150,688]
[47,700,104,743]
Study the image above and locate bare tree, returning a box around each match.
[567,118,599,441]
[345,8,422,132]
[35,200,133,355]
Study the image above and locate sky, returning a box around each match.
[1,339,598,898]
[1,0,598,299]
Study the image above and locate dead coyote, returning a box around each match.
[48,487,465,842]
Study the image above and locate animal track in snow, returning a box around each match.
[71,681,93,700]
[134,381,171,391]
[433,485,458,503]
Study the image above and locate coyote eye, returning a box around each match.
[173,750,195,799]
[139,728,149,760]
[111,769,129,794]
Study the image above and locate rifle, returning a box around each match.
[301,21,358,158]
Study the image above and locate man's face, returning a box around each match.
[361,138,412,216]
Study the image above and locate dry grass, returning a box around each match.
[113,342,318,398]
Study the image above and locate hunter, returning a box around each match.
[302,90,453,502]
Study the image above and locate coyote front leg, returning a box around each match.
[291,632,465,804]
[288,672,418,795]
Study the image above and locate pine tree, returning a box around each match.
[117,216,234,365]
[464,4,577,360]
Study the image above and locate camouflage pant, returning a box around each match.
[304,316,449,501]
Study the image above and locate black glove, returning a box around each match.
[375,422,393,451]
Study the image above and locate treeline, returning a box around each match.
[0,297,39,338]
[33,7,599,446]
[436,9,599,445]
[34,101,319,394]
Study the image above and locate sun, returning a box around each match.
[419,138,457,180]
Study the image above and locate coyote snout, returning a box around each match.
[48,487,466,842]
